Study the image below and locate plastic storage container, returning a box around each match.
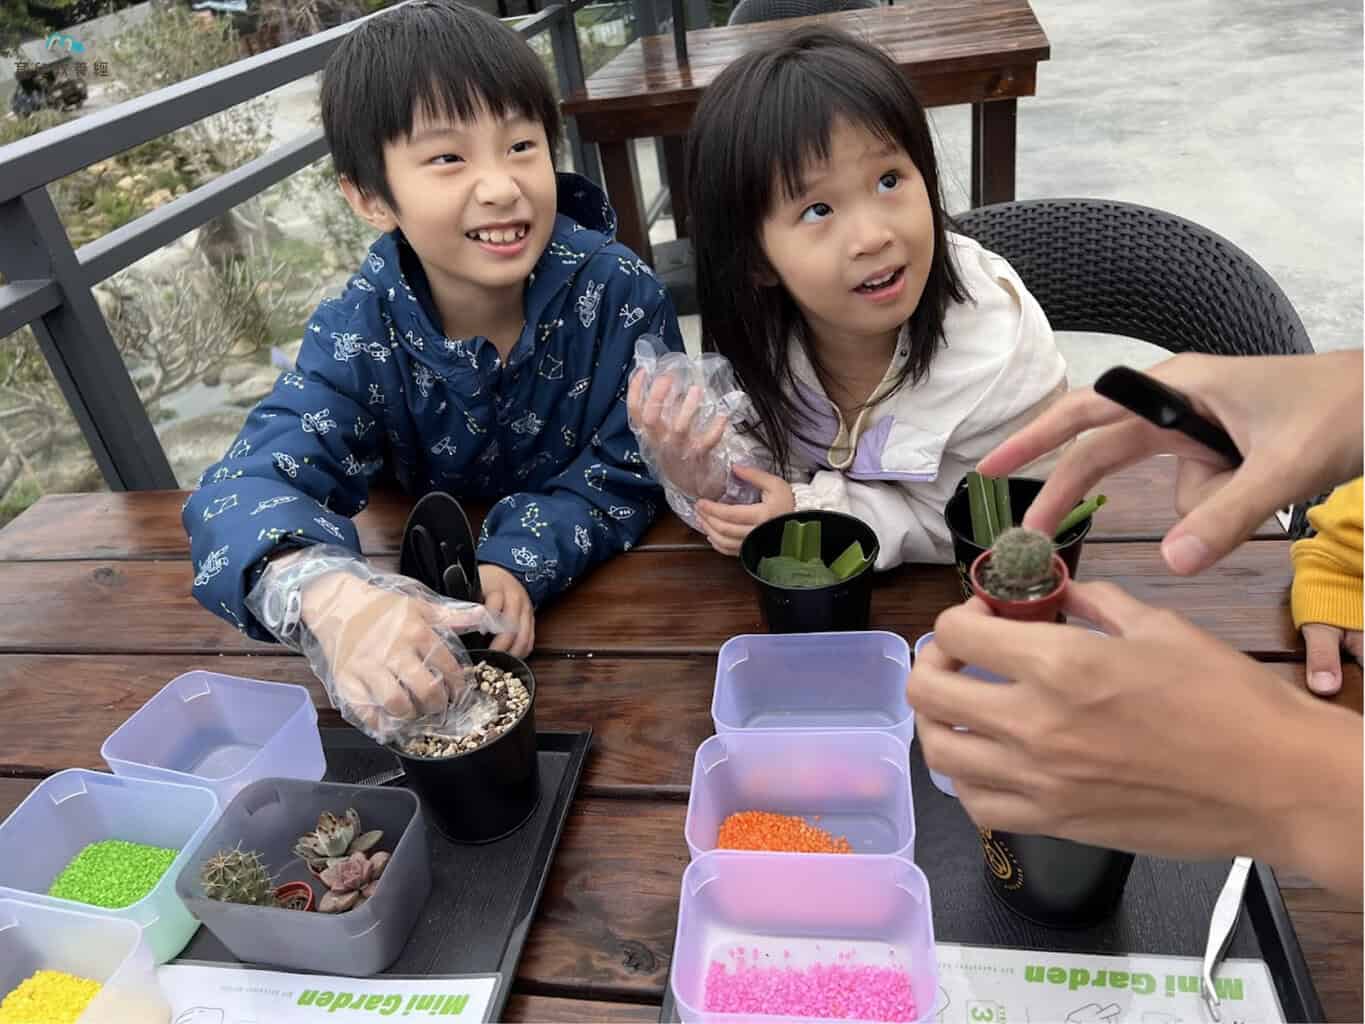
[0,898,169,1024]
[670,851,937,1024]
[101,671,325,805]
[685,732,914,861]
[175,777,431,976]
[911,632,1007,798]
[0,770,218,964]
[712,632,913,747]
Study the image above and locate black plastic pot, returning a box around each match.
[739,510,880,634]
[979,827,1136,928]
[391,651,540,844]
[944,475,1093,602]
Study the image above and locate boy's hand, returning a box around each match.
[478,564,535,658]
[694,464,794,556]
[627,370,730,501]
[298,571,482,736]
[1301,622,1363,696]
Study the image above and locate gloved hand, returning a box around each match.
[247,545,511,745]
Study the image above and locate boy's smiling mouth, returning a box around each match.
[466,222,530,245]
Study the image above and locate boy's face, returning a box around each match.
[759,117,934,353]
[343,104,557,305]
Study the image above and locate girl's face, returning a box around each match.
[759,117,935,354]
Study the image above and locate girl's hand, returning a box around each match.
[1301,622,1363,696]
[626,369,730,501]
[695,464,795,555]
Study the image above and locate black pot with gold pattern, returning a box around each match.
[979,827,1136,928]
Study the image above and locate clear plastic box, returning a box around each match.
[685,732,914,861]
[712,632,913,747]
[0,770,219,964]
[670,851,937,1024]
[0,898,169,1024]
[101,671,326,805]
[175,777,431,976]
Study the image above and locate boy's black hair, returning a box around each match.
[320,0,561,211]
[685,26,968,478]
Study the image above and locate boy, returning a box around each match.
[184,0,681,727]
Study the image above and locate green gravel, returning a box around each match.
[47,840,179,909]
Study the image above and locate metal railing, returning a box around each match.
[0,0,604,491]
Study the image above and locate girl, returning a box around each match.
[628,26,1068,567]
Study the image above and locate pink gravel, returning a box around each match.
[703,947,917,1021]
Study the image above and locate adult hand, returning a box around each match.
[977,351,1363,575]
[1301,622,1363,696]
[627,369,730,501]
[695,464,795,555]
[909,581,1363,898]
[478,563,535,658]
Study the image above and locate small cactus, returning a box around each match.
[201,844,274,906]
[982,527,1059,601]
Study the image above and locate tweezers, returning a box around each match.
[1093,366,1244,467]
[1202,855,1253,1021]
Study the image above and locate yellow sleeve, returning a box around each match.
[1290,477,1363,631]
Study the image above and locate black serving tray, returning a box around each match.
[177,727,591,1023]
[658,744,1323,1022]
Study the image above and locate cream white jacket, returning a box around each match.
[783,232,1069,568]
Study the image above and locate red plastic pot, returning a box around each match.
[969,550,1070,622]
[273,880,315,912]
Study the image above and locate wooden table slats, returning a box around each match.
[0,458,1283,563]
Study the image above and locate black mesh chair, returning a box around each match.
[954,198,1320,535]
[727,0,877,25]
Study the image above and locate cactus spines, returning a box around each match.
[201,844,275,906]
[982,527,1059,601]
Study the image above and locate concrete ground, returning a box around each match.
[643,0,1363,383]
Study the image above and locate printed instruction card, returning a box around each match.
[930,944,1285,1024]
[156,964,500,1022]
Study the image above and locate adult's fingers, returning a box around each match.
[1161,451,1289,574]
[1302,623,1346,696]
[906,656,1025,736]
[977,388,1130,479]
[914,713,1031,792]
[1018,418,1159,534]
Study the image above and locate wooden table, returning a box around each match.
[0,456,1359,1021]
[561,0,1051,265]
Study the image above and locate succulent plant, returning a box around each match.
[201,844,275,906]
[317,850,391,913]
[981,527,1060,601]
[293,808,383,873]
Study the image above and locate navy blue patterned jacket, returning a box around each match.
[184,173,681,639]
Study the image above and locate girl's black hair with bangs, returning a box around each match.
[685,25,967,477]
[320,0,561,211]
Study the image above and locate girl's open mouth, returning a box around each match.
[853,266,906,299]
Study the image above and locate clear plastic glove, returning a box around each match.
[626,335,776,529]
[247,545,512,746]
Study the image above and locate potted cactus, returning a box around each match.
[969,526,1070,622]
[200,844,275,907]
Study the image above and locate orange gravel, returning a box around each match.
[716,811,852,853]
